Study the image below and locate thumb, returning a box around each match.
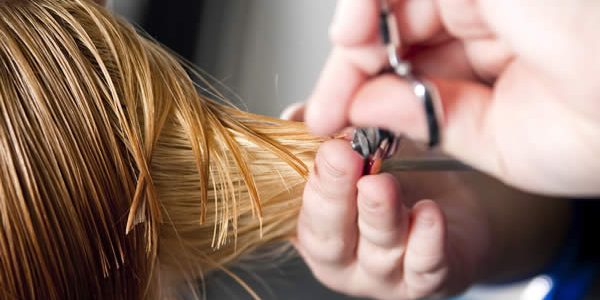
[349,74,499,174]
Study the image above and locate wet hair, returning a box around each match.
[0,0,320,298]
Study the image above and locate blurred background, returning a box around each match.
[114,0,333,117]
[110,0,539,299]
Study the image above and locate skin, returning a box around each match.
[284,107,569,299]
[290,1,597,298]
[304,0,600,196]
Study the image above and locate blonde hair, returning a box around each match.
[0,0,321,298]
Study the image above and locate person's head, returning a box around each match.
[0,0,319,298]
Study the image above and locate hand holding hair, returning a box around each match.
[283,107,568,300]
[294,139,476,299]
[291,137,569,299]
[305,0,600,196]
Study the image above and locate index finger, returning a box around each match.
[306,46,384,136]
[331,0,444,47]
[306,0,443,136]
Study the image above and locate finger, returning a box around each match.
[350,74,428,141]
[296,139,364,265]
[394,0,445,46]
[330,0,444,47]
[355,174,409,278]
[403,200,448,297]
[357,174,408,248]
[329,0,379,46]
[349,74,498,174]
[435,0,515,83]
[462,38,513,82]
[407,31,513,83]
[305,46,385,136]
[307,0,447,136]
[280,102,305,121]
[437,0,493,40]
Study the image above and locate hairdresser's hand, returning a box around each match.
[305,0,600,196]
[293,140,490,299]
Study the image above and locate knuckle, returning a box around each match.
[357,217,404,248]
[357,245,404,278]
[314,139,363,183]
[305,175,341,202]
[297,218,355,265]
[408,251,447,275]
[312,238,353,264]
[316,149,348,180]
[357,191,385,213]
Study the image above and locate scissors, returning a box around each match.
[350,0,472,175]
